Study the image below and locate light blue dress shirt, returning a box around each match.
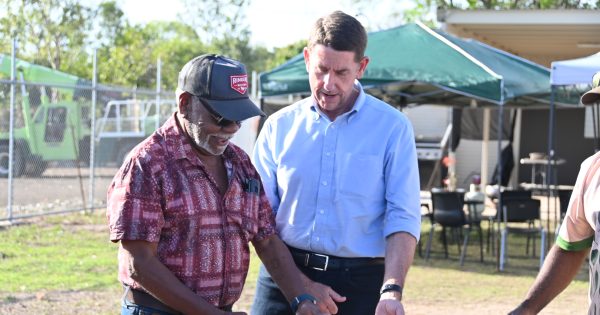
[252,82,421,258]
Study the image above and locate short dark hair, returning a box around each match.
[308,10,367,62]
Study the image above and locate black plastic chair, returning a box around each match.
[554,188,573,235]
[425,190,483,265]
[487,190,534,252]
[557,189,573,220]
[417,202,432,258]
[496,190,546,270]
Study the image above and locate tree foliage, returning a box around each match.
[97,21,206,92]
[4,0,595,93]
[0,0,92,72]
[179,0,251,44]
[438,0,598,9]
[266,40,307,70]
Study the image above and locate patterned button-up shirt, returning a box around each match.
[556,151,600,313]
[107,114,276,308]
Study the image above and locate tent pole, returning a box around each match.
[547,86,556,244]
[497,105,504,271]
[511,109,522,189]
[481,108,490,190]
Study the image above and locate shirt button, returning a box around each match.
[325,152,331,156]
[322,181,327,186]
[315,237,320,241]
[320,210,324,214]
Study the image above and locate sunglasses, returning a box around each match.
[197,97,241,127]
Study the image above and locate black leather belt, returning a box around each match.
[123,285,232,314]
[288,246,384,271]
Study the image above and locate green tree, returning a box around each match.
[437,0,598,9]
[0,0,91,70]
[179,0,251,44]
[94,1,126,47]
[97,21,206,92]
[265,40,306,71]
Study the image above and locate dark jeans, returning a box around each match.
[122,298,178,315]
[250,262,385,315]
[121,297,233,315]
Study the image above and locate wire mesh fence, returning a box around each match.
[0,50,175,222]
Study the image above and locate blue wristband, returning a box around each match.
[290,293,317,313]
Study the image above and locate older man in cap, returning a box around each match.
[510,71,600,315]
[107,54,339,315]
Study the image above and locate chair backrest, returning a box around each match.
[558,189,573,217]
[499,190,532,202]
[501,198,541,223]
[431,190,466,227]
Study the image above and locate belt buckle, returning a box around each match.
[304,253,329,271]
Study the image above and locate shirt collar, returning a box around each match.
[309,80,365,122]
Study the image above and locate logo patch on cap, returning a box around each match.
[230,75,248,95]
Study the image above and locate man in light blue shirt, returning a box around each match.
[251,11,421,315]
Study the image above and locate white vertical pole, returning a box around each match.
[88,49,97,212]
[155,58,161,131]
[251,71,258,100]
[7,38,17,222]
[481,108,491,190]
[511,109,522,188]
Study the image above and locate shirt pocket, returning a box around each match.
[240,190,260,237]
[339,153,383,198]
[226,178,261,241]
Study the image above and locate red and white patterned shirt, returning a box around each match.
[107,114,276,308]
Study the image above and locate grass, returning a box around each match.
[0,212,117,292]
[0,211,590,314]
[405,220,589,313]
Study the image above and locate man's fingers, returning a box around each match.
[324,298,338,314]
[328,288,346,303]
[322,288,347,314]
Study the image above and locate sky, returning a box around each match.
[120,0,414,50]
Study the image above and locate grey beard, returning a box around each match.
[188,123,227,156]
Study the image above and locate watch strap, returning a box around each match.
[290,293,317,313]
[380,283,403,295]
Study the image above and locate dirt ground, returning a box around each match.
[0,284,588,315]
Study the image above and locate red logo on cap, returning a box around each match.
[230,75,248,95]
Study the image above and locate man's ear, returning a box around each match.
[356,56,369,79]
[303,47,310,73]
[178,92,191,116]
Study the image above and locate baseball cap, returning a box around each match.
[177,54,265,121]
[581,71,600,105]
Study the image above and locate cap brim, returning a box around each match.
[204,98,266,121]
[581,86,600,105]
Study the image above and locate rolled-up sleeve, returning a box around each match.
[383,117,421,241]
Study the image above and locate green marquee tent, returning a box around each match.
[259,22,565,271]
[260,22,553,108]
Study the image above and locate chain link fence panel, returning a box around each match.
[0,51,175,222]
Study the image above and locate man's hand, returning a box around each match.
[375,298,404,315]
[296,300,327,315]
[303,277,346,314]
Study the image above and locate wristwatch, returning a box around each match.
[290,293,317,313]
[380,283,403,295]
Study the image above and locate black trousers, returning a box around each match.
[250,262,385,315]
